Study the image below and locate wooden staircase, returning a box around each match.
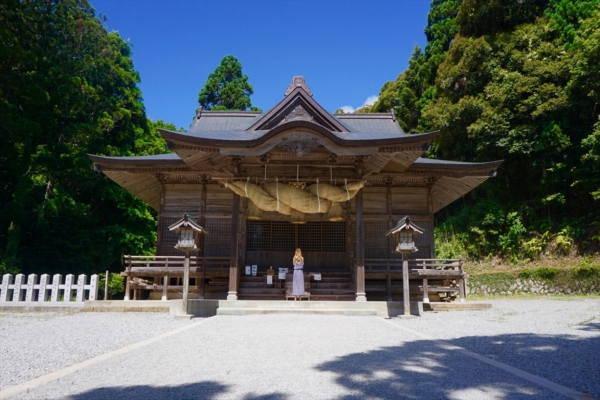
[310,276,355,301]
[238,272,355,301]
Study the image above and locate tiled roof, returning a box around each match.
[190,112,261,132]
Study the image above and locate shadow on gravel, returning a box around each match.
[67,381,287,400]
[316,333,600,399]
[578,322,600,331]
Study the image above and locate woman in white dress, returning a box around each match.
[292,248,304,301]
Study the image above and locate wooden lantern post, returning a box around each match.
[168,214,208,317]
[386,216,424,317]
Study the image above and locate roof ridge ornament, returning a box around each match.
[285,76,312,97]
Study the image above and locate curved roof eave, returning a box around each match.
[410,157,504,171]
[87,153,185,166]
[158,121,439,148]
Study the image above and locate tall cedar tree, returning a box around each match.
[198,55,257,111]
[0,0,167,275]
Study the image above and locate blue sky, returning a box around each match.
[90,0,432,129]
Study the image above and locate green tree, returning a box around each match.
[366,0,599,259]
[0,0,167,275]
[545,0,600,48]
[371,0,461,132]
[198,55,257,111]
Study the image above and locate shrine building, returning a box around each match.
[89,77,502,303]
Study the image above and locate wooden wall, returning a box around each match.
[157,183,434,265]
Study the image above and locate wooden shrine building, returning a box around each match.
[89,77,502,302]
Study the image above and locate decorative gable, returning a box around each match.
[247,77,349,133]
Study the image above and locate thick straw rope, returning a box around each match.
[317,178,320,213]
[219,179,365,215]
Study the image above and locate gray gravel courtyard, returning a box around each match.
[1,298,599,399]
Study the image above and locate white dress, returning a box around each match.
[292,258,304,296]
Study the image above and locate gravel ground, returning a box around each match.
[392,297,600,398]
[1,299,598,399]
[0,311,194,390]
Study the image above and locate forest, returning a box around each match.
[0,0,598,277]
[364,0,600,263]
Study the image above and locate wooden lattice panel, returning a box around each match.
[322,222,346,252]
[159,217,180,256]
[298,222,322,252]
[271,221,296,252]
[246,221,271,252]
[205,219,232,257]
[364,221,389,259]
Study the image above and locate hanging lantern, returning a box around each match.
[326,202,345,221]
[246,201,263,220]
[289,209,307,224]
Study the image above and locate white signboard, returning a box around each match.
[278,271,286,280]
[245,266,251,276]
[251,265,258,277]
[266,275,273,285]
[314,274,322,281]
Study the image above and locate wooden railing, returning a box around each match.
[123,255,229,272]
[121,255,230,301]
[361,258,467,302]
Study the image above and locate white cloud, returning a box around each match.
[337,95,378,113]
[363,95,378,107]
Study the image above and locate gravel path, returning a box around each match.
[0,311,194,390]
[392,297,600,398]
[1,298,598,399]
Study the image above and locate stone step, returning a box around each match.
[310,295,356,301]
[424,302,492,311]
[216,308,376,316]
[238,288,285,295]
[311,283,353,289]
[311,289,355,296]
[238,293,285,300]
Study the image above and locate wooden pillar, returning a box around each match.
[355,190,366,301]
[386,185,393,302]
[227,193,240,300]
[162,274,168,301]
[183,251,190,313]
[402,257,410,315]
[423,278,429,304]
[124,258,131,301]
[104,270,109,301]
[386,270,392,302]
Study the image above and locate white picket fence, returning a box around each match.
[0,273,99,304]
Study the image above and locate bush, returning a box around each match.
[98,272,124,299]
[519,267,558,281]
